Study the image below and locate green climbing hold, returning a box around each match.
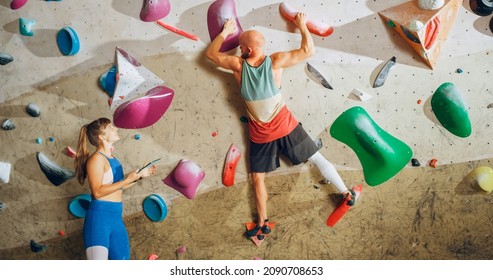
[431,82,471,138]
[330,106,413,186]
[387,20,396,28]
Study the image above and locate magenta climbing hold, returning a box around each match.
[207,0,243,52]
[162,159,205,199]
[176,245,186,254]
[113,85,174,129]
[10,0,28,10]
[140,0,171,22]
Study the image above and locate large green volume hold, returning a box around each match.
[330,106,413,186]
[431,82,472,138]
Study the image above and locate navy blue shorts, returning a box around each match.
[249,124,319,173]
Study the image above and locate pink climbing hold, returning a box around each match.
[207,0,243,52]
[163,159,205,199]
[140,0,171,22]
[148,253,159,260]
[113,85,174,129]
[65,146,76,158]
[279,2,334,37]
[10,0,28,10]
[176,245,186,254]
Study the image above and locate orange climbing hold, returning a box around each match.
[429,159,438,168]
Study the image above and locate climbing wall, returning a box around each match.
[0,0,492,252]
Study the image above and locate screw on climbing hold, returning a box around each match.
[411,158,421,167]
[240,116,248,123]
[211,131,218,137]
[36,137,43,144]
[417,99,422,105]
[49,137,55,142]
[456,68,463,74]
[134,134,141,140]
[176,245,187,254]
[148,253,159,260]
[57,229,65,236]
[429,159,437,168]
[30,240,47,253]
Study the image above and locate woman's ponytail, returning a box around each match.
[74,125,90,185]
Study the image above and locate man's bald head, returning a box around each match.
[239,30,265,51]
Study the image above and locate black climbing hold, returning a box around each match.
[30,240,47,253]
[1,119,16,130]
[470,0,493,16]
[411,158,421,167]
[26,103,41,117]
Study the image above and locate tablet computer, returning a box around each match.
[137,158,161,173]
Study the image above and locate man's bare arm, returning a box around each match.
[271,13,315,69]
[205,18,242,72]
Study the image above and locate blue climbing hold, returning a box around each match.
[57,27,80,56]
[99,65,117,98]
[68,194,92,218]
[143,194,168,222]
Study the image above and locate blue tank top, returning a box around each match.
[97,151,124,183]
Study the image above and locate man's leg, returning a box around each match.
[251,172,267,225]
[245,172,272,237]
[308,151,349,194]
[308,153,358,205]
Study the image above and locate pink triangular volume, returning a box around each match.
[113,85,174,129]
[207,0,243,52]
[163,159,205,199]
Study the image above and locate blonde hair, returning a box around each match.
[74,118,111,185]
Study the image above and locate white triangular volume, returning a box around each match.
[110,48,164,109]
[351,88,372,102]
[0,161,11,184]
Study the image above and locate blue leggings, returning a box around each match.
[83,200,130,260]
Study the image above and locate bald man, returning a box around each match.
[206,13,354,238]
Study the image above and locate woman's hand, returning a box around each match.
[126,170,142,183]
[138,164,157,178]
